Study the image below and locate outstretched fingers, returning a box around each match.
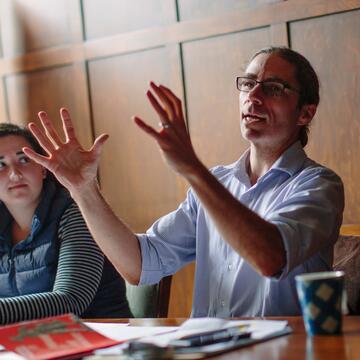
[38,111,63,147]
[133,116,164,141]
[22,146,51,169]
[89,133,109,158]
[158,84,185,124]
[28,122,57,156]
[149,82,177,122]
[146,91,171,128]
[60,108,78,143]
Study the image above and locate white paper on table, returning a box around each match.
[138,318,288,347]
[84,322,178,342]
[86,322,179,356]
[93,318,288,355]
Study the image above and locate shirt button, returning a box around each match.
[228,264,232,271]
[221,300,225,307]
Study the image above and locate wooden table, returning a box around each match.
[111,316,360,359]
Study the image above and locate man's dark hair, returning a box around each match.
[0,122,46,155]
[250,46,320,147]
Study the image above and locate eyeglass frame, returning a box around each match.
[236,76,300,97]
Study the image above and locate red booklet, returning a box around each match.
[0,313,120,359]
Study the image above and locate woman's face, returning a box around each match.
[0,135,45,208]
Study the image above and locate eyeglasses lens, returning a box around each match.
[237,78,285,97]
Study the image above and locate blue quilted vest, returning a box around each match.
[0,179,132,318]
[0,179,72,296]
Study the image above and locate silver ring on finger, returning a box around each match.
[159,122,171,129]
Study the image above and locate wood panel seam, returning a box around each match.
[0,0,359,76]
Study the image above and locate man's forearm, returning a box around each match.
[184,162,286,276]
[71,181,142,285]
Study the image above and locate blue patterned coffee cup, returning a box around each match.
[295,271,345,335]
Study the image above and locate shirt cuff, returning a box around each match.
[268,222,296,280]
[137,234,164,286]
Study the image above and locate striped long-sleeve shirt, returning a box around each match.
[0,204,105,324]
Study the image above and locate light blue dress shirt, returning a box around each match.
[137,141,344,316]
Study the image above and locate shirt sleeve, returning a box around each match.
[137,189,198,285]
[0,204,104,325]
[267,167,344,279]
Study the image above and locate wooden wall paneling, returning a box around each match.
[65,63,93,149]
[177,0,283,21]
[270,22,289,46]
[88,47,182,233]
[0,44,85,78]
[1,1,359,76]
[164,44,189,199]
[168,262,195,317]
[0,78,9,123]
[182,27,271,168]
[0,22,3,57]
[69,0,85,42]
[0,14,5,122]
[5,63,93,149]
[0,80,8,123]
[169,0,360,48]
[289,9,360,223]
[82,0,177,40]
[164,43,195,318]
[0,0,83,57]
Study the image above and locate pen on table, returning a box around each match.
[169,324,252,347]
[123,341,173,359]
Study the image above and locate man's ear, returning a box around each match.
[297,104,317,126]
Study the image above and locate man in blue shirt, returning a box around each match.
[25,47,344,316]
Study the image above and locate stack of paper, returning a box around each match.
[89,318,291,357]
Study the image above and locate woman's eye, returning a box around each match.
[0,162,5,169]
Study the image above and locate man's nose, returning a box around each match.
[9,166,23,181]
[247,83,264,104]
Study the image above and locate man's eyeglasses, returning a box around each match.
[236,77,300,97]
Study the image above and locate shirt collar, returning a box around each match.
[270,141,307,176]
[234,148,251,186]
[234,141,307,183]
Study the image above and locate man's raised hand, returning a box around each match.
[133,82,201,177]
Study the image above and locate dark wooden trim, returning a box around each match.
[0,0,359,76]
[70,0,85,42]
[0,76,9,122]
[270,23,289,46]
[164,0,179,23]
[71,62,94,149]
[0,45,85,76]
[157,275,173,318]
[340,225,360,235]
